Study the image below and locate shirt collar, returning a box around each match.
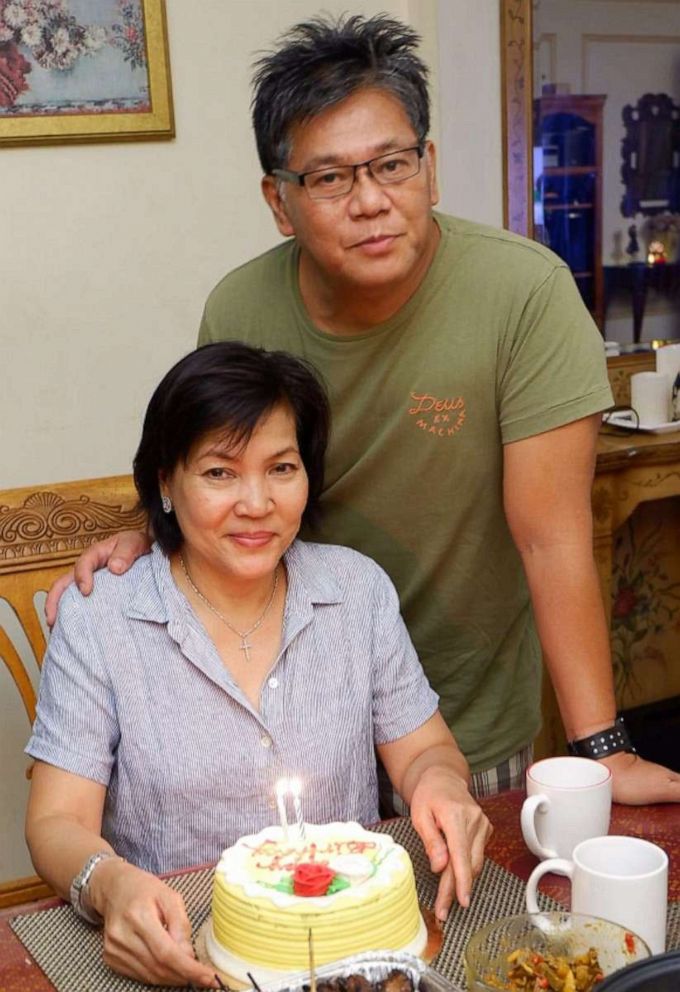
[125,539,344,625]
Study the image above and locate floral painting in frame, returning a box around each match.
[0,0,173,146]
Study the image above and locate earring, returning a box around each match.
[161,494,173,514]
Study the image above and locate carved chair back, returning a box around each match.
[0,475,145,908]
[0,475,145,721]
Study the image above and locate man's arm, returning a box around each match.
[504,413,680,804]
[45,531,151,626]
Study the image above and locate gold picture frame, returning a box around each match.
[0,0,174,147]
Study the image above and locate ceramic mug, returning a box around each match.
[526,835,668,955]
[521,756,611,860]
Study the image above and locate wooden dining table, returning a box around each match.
[1,790,679,991]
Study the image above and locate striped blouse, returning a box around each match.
[27,541,438,873]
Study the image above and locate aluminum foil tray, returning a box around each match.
[259,950,464,992]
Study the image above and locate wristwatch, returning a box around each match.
[69,851,119,925]
[567,715,636,760]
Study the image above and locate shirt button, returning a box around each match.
[268,677,279,689]
[269,799,277,810]
[260,735,272,748]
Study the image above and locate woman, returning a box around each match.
[26,342,491,988]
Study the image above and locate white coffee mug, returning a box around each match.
[526,835,668,955]
[521,756,611,860]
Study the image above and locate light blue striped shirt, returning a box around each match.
[27,541,438,873]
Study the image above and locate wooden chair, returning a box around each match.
[0,475,145,908]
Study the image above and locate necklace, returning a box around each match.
[179,555,279,663]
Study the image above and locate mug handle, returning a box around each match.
[526,858,574,913]
[521,794,558,860]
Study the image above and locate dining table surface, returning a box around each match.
[1,789,679,991]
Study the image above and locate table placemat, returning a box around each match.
[11,818,677,992]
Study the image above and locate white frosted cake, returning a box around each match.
[206,821,427,984]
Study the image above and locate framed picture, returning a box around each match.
[0,0,174,146]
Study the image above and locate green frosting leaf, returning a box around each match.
[261,875,295,894]
[326,876,351,895]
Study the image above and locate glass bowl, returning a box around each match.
[464,911,651,991]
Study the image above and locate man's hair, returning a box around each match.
[251,13,430,174]
[133,341,330,554]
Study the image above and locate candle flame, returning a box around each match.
[275,777,290,797]
[289,777,302,797]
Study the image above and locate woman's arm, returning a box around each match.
[26,762,217,988]
[378,713,493,922]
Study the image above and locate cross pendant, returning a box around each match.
[239,637,253,662]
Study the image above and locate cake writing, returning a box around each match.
[249,838,379,873]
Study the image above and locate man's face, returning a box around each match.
[262,87,439,300]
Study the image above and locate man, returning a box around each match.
[49,14,680,811]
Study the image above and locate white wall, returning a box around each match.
[437,0,503,225]
[2,0,502,493]
[0,0,503,884]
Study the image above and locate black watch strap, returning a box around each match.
[567,715,636,759]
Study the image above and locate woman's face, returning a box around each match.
[162,404,309,586]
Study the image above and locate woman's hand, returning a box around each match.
[378,712,493,922]
[409,765,492,921]
[89,858,218,988]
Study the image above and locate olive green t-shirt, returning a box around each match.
[198,213,613,771]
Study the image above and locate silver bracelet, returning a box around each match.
[69,851,120,925]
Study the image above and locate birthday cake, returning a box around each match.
[205,821,427,984]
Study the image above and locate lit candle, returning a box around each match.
[275,777,290,842]
[289,777,306,843]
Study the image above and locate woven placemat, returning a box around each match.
[10,866,213,992]
[10,818,678,992]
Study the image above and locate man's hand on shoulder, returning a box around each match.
[602,751,680,805]
[45,530,152,626]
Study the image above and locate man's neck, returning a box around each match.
[298,218,441,336]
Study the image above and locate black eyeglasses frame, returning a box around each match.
[271,143,426,200]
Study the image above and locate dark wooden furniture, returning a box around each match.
[534,94,606,329]
[537,423,680,759]
[605,262,680,344]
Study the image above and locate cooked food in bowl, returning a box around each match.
[464,912,650,992]
[486,946,604,990]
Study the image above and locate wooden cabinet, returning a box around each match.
[536,425,680,761]
[534,94,606,329]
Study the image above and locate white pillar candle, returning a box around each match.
[631,371,671,426]
[656,344,680,421]
[656,343,680,384]
[289,777,306,843]
[275,778,290,843]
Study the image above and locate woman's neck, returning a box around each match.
[171,550,281,628]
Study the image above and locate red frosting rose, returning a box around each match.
[293,862,335,897]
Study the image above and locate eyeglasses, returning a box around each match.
[272,144,425,200]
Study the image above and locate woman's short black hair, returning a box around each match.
[133,341,330,554]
